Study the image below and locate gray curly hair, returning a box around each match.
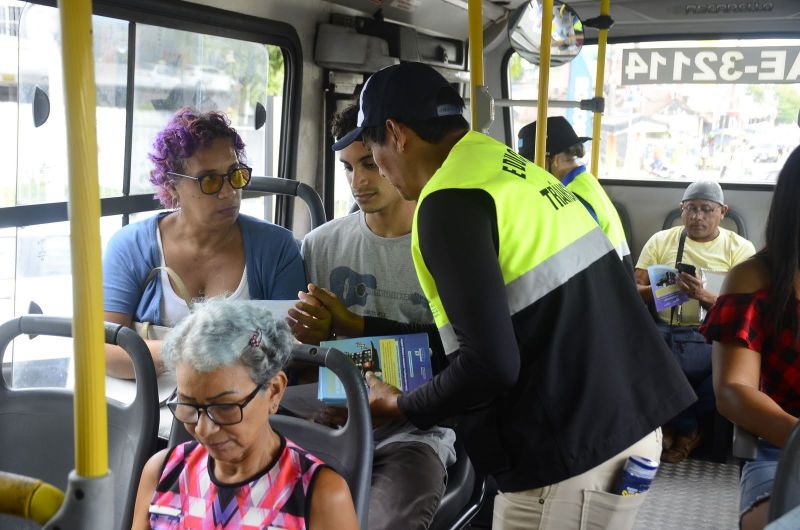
[162,298,293,385]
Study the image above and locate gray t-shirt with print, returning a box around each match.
[302,211,455,467]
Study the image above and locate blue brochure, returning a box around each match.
[318,333,433,405]
[648,264,690,312]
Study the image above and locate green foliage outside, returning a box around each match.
[267,46,285,97]
[775,85,800,124]
[509,53,525,83]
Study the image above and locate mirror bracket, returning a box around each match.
[579,97,605,113]
[583,15,614,30]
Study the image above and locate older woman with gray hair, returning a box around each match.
[132,298,358,530]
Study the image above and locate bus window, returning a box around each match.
[0,1,21,210]
[507,39,800,183]
[15,5,128,205]
[0,3,294,338]
[129,25,286,220]
[2,217,121,389]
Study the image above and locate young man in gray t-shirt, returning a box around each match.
[293,104,455,530]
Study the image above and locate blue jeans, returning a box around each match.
[740,440,781,518]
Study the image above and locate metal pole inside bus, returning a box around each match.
[535,0,554,168]
[590,0,610,176]
[47,0,114,526]
[468,0,483,131]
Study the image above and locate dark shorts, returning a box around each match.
[740,440,780,518]
[368,441,447,530]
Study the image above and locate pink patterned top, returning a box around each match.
[148,436,326,529]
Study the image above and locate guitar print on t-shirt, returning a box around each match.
[329,266,427,319]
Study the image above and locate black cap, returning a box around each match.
[517,116,591,162]
[332,62,465,151]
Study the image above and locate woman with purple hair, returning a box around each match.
[102,107,305,379]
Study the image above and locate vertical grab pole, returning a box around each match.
[534,0,553,168]
[59,0,108,477]
[590,0,610,177]
[468,0,483,131]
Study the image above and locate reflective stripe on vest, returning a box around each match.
[412,131,613,355]
[565,170,630,260]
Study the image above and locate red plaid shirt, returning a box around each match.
[701,290,800,417]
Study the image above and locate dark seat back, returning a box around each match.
[0,315,159,530]
[428,439,486,530]
[662,206,748,238]
[168,344,373,528]
[612,200,634,250]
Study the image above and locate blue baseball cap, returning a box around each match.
[332,62,465,151]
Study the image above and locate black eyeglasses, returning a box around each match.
[166,383,264,426]
[681,205,720,217]
[167,164,252,195]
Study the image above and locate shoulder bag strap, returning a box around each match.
[145,267,194,309]
[670,229,688,327]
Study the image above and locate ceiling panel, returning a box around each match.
[324,0,800,41]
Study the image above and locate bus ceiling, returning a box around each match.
[321,0,800,43]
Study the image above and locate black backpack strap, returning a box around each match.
[670,229,688,327]
[675,229,688,267]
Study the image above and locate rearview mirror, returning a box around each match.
[508,0,584,67]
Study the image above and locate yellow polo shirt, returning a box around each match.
[636,226,756,325]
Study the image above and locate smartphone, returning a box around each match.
[676,262,696,276]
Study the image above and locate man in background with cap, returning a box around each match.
[312,61,695,529]
[636,180,755,463]
[518,116,632,273]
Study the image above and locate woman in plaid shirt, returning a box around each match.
[701,145,800,530]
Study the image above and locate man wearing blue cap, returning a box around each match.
[518,117,632,273]
[636,180,755,463]
[314,62,695,529]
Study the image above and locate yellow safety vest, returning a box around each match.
[411,131,614,354]
[565,169,630,261]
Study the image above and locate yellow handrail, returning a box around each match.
[468,0,484,131]
[590,0,610,177]
[60,0,109,476]
[0,471,64,525]
[534,0,554,168]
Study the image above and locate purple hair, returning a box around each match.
[149,107,247,208]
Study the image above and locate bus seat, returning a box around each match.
[428,439,486,530]
[168,343,374,528]
[768,421,800,523]
[612,200,634,251]
[662,207,748,239]
[247,176,327,229]
[0,315,159,530]
[732,423,759,460]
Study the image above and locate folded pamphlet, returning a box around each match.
[318,333,433,405]
[647,264,689,312]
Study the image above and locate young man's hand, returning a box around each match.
[287,289,333,345]
[305,284,365,338]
